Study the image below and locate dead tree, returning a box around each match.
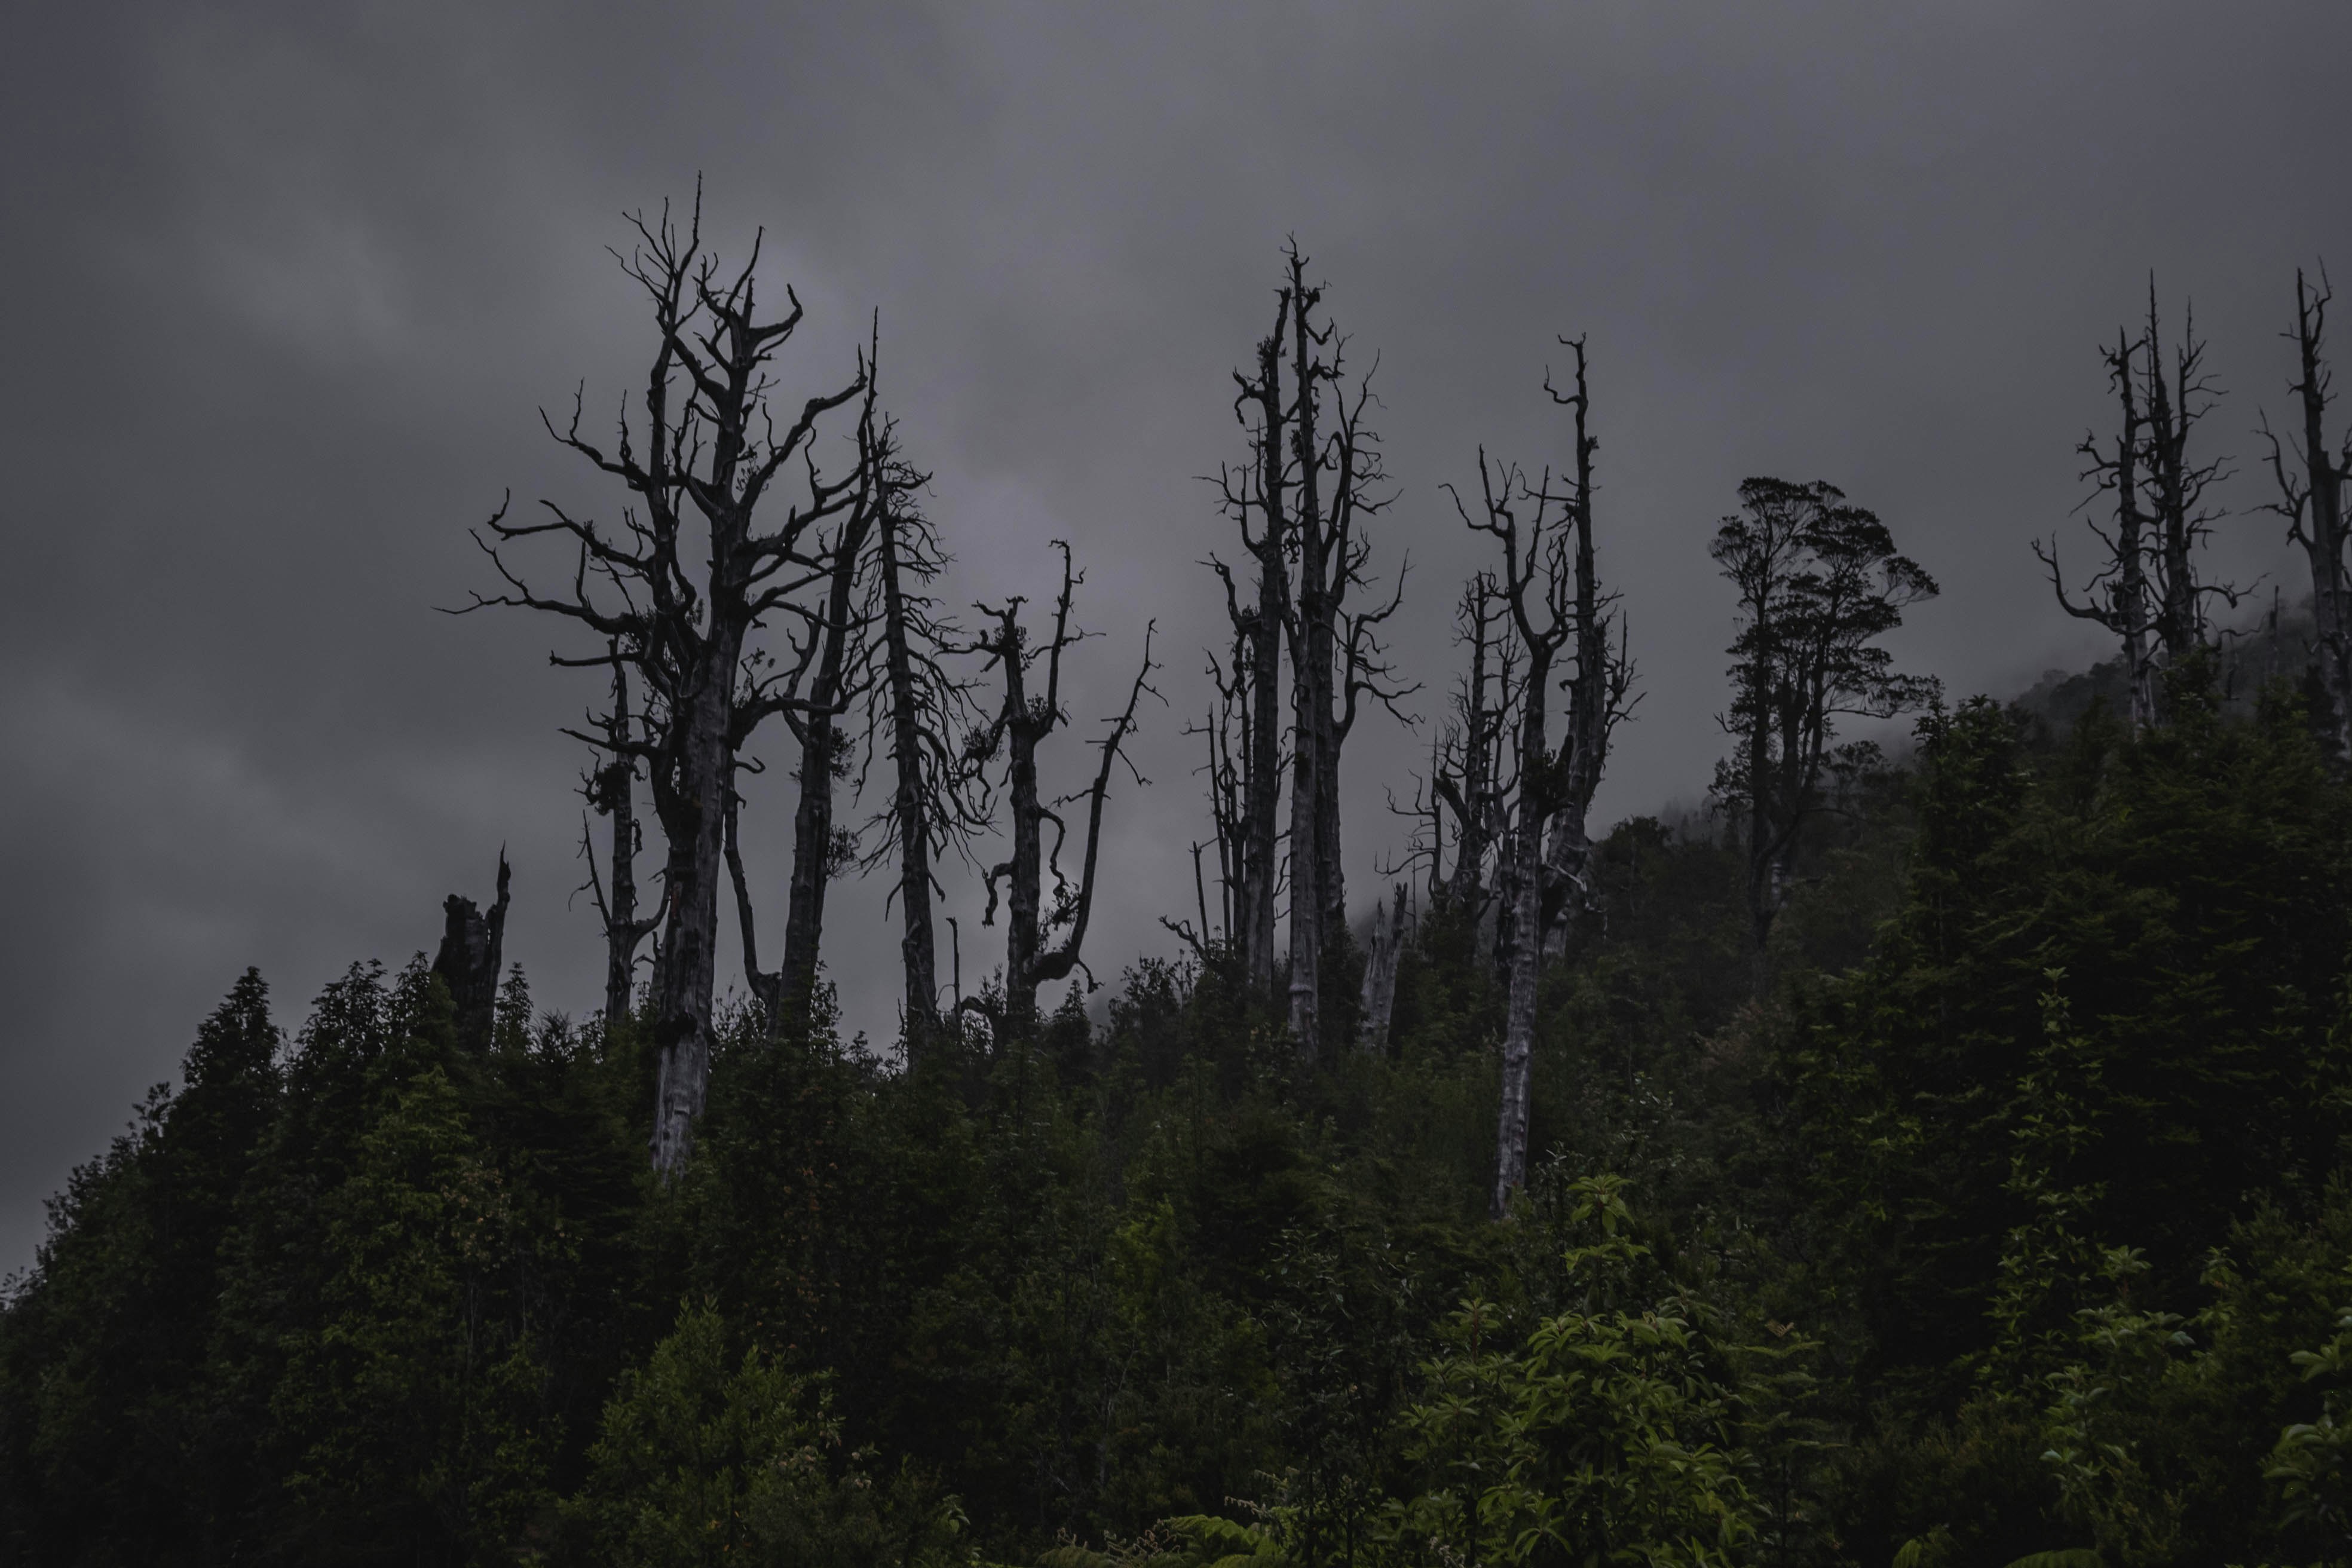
[966,544,1159,1040]
[2139,284,2238,668]
[2261,266,2352,756]
[2036,326,2160,731]
[578,654,661,1022]
[1212,289,1295,996]
[1210,247,1404,1055]
[1432,575,1511,913]
[765,399,900,1021]
[856,479,982,1060]
[433,852,510,1051]
[1451,451,1578,1217]
[1276,246,1404,1059]
[1537,339,1634,961]
[1712,479,1938,969]
[1185,643,1251,951]
[466,194,869,1178]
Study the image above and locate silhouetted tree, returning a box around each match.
[2262,265,2352,758]
[858,477,982,1059]
[2140,285,2238,669]
[1212,247,1405,1055]
[1212,287,1294,996]
[726,384,904,1027]
[1536,338,1633,963]
[1711,477,1937,966]
[578,655,660,1023]
[466,193,871,1176]
[2037,325,2160,731]
[1432,574,1514,915]
[965,543,1158,1039]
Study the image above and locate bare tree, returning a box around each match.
[855,477,982,1060]
[1537,339,1634,962]
[2139,284,2238,667]
[769,399,902,1020]
[2036,326,2159,731]
[1432,574,1512,914]
[578,658,663,1024]
[966,544,1159,1039]
[1712,479,1938,969]
[1212,289,1294,995]
[466,194,869,1177]
[2261,265,2352,756]
[1210,246,1404,1056]
[1451,449,1578,1217]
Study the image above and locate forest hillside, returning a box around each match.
[8,225,2352,1568]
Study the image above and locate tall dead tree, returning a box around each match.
[1712,479,1938,970]
[467,195,869,1177]
[1427,573,1519,941]
[2262,266,2352,756]
[1184,644,1250,951]
[1450,345,1632,1217]
[579,654,660,1022]
[1537,339,1632,961]
[1451,451,1578,1217]
[1211,246,1404,1054]
[1212,290,1294,995]
[2139,284,2237,668]
[1283,261,1405,1061]
[432,852,511,1051]
[767,396,899,1021]
[2037,327,2160,732]
[966,543,1157,1039]
[857,480,979,1059]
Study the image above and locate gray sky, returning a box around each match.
[5,1,2348,1276]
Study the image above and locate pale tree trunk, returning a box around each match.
[651,635,739,1178]
[1493,648,1553,1216]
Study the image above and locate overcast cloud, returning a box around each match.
[5,1,2348,1275]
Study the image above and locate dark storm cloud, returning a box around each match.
[5,1,2347,1272]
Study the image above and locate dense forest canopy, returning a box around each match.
[8,184,2352,1568]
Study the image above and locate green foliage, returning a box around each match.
[10,672,2352,1567]
[1386,1177,1757,1567]
[2269,1293,2352,1552]
[566,1301,961,1567]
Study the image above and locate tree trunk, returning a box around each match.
[777,506,871,1019]
[596,691,647,1024]
[1240,320,1290,995]
[650,630,739,1180]
[1493,648,1553,1217]
[1286,280,1328,1061]
[877,501,941,1055]
[431,852,510,1052]
[2290,270,2352,755]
